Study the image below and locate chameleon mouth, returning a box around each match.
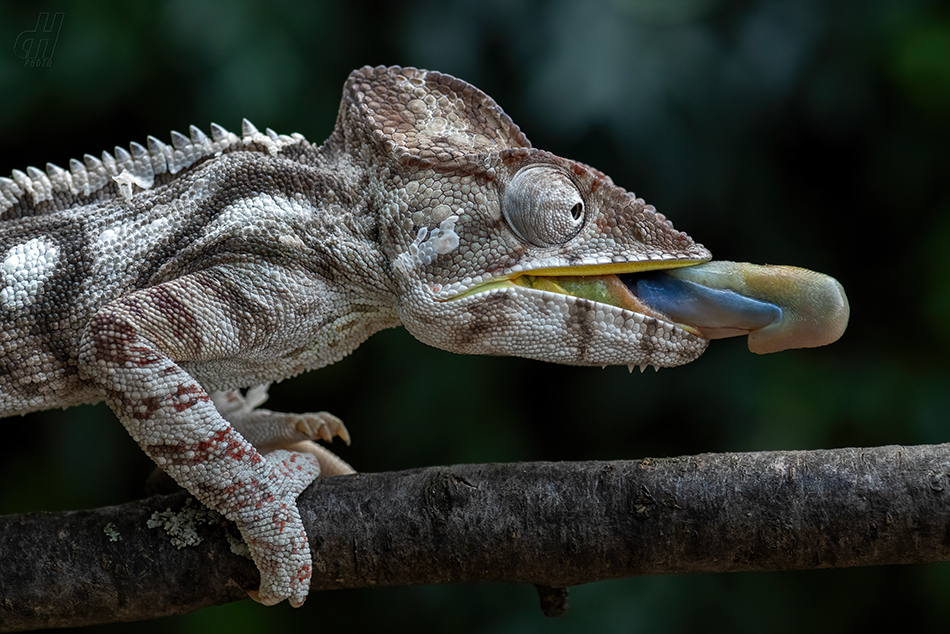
[467,260,849,354]
[510,265,708,337]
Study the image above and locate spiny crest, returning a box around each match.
[0,120,308,219]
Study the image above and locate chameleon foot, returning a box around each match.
[237,449,319,606]
[212,385,351,451]
[294,411,350,445]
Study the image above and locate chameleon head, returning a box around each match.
[344,66,847,368]
[343,65,705,367]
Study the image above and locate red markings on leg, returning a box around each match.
[150,425,264,467]
[167,383,210,412]
[147,285,197,344]
[88,318,138,365]
[122,381,211,421]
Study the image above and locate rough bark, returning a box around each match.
[3,443,950,631]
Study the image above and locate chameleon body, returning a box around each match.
[0,66,847,605]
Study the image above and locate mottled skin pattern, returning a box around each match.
[0,66,710,605]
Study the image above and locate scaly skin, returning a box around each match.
[0,66,713,605]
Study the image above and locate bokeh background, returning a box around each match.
[2,0,949,632]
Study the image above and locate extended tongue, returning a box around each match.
[625,261,849,354]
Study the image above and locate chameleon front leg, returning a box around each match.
[78,269,320,606]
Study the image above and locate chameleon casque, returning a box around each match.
[0,66,848,606]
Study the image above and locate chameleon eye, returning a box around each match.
[503,165,585,247]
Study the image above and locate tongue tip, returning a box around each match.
[746,275,850,354]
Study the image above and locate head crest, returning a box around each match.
[341,65,531,167]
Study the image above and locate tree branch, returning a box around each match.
[3,443,950,631]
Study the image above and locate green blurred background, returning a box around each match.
[2,0,949,631]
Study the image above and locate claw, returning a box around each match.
[295,412,351,446]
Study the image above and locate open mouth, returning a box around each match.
[512,269,699,334]
[461,260,850,355]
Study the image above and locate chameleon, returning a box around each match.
[0,65,848,606]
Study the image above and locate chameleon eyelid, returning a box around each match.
[502,164,586,247]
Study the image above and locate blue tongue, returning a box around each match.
[631,273,782,333]
[617,260,849,353]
